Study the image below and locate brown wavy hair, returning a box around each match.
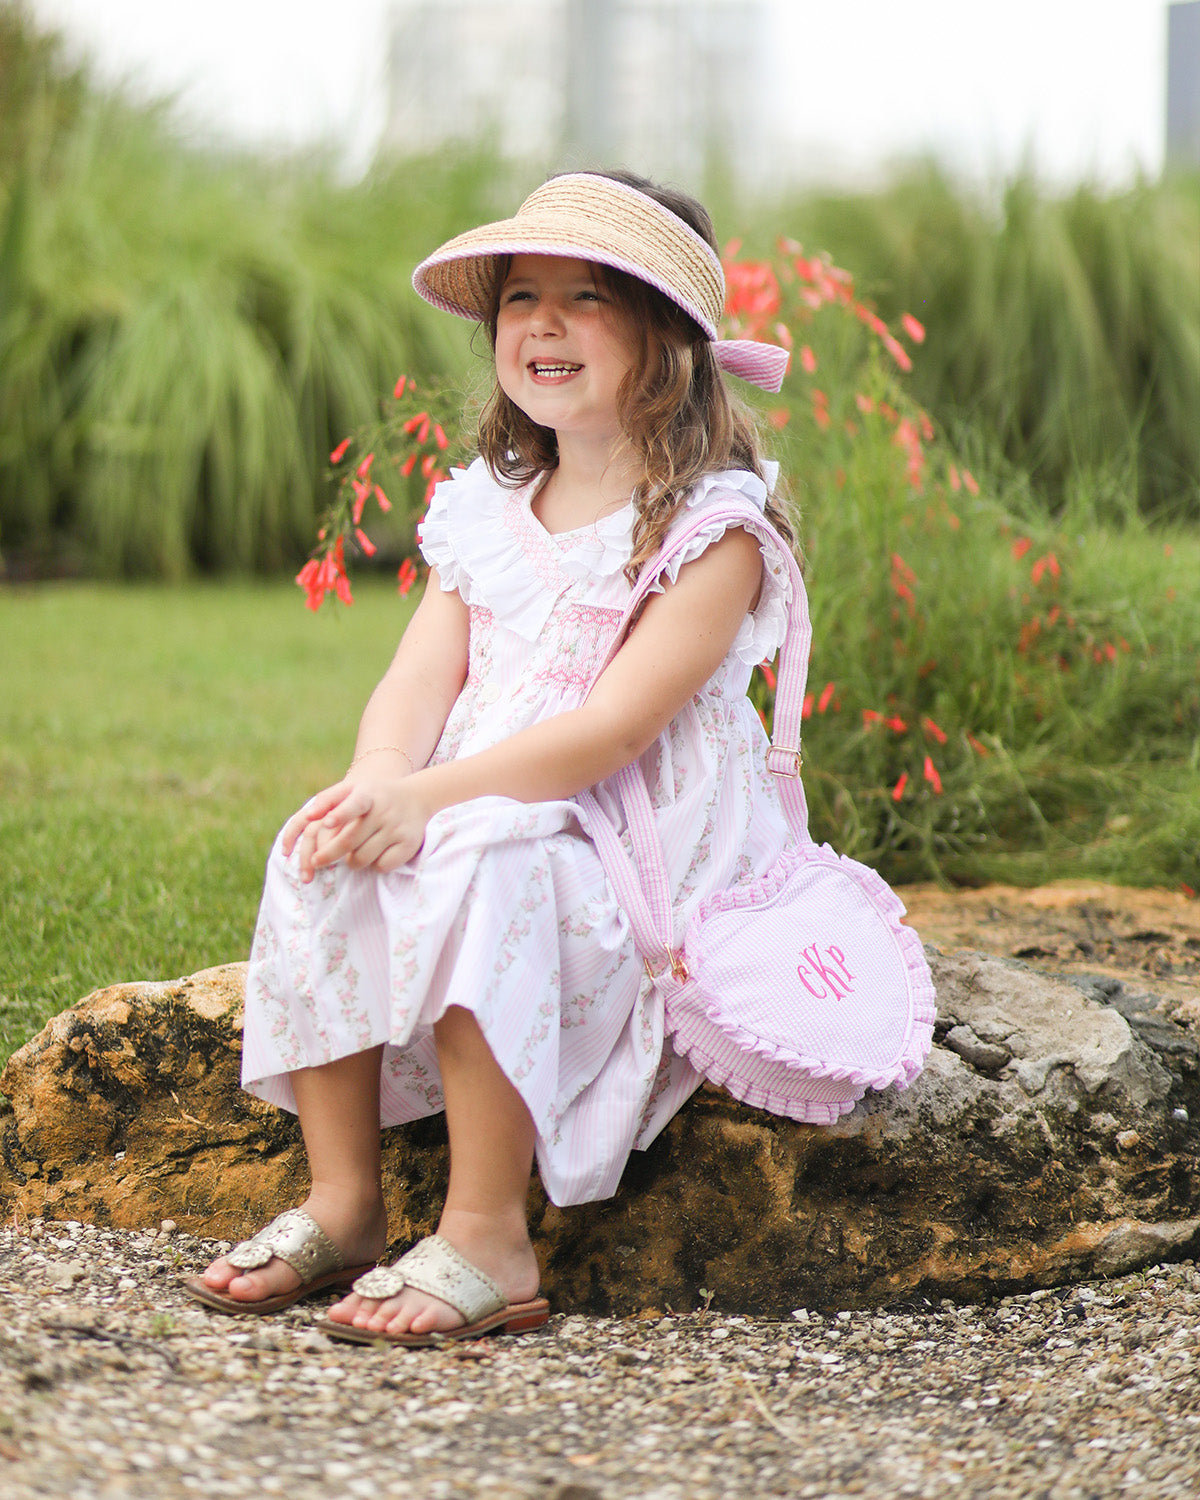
[475,169,798,580]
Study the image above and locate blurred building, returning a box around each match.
[1166,1,1200,169]
[382,0,773,185]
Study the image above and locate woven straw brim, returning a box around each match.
[412,175,726,339]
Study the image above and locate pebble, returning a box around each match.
[1,1221,1199,1498]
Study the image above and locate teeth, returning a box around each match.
[533,363,581,377]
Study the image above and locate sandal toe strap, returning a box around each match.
[352,1235,506,1324]
[225,1209,344,1280]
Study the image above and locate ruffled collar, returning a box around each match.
[423,458,778,641]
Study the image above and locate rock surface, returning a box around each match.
[3,913,1199,1314]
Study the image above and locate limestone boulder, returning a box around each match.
[2,950,1198,1315]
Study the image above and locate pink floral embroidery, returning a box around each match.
[529,602,623,691]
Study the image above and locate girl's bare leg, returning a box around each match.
[200,1046,389,1302]
[327,1006,541,1335]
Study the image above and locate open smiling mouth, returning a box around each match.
[530,362,583,379]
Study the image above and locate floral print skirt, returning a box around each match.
[240,793,701,1206]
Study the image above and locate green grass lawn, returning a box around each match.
[1,579,412,1068]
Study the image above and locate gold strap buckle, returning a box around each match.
[768,744,803,778]
[644,951,690,984]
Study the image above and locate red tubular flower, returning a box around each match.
[800,345,817,374]
[883,334,913,373]
[351,478,370,525]
[329,438,351,465]
[356,452,375,480]
[397,557,418,597]
[922,716,948,745]
[758,660,777,691]
[354,527,377,557]
[1012,537,1033,561]
[901,312,926,344]
[393,374,408,399]
[400,453,417,478]
[892,771,908,802]
[295,558,325,610]
[1031,553,1061,585]
[923,755,943,794]
[817,681,836,714]
[374,485,392,512]
[434,424,449,451]
[802,693,814,719]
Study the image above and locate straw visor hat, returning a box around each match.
[412,173,790,394]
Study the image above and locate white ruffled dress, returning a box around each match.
[241,458,792,1206]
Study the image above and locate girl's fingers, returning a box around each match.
[344,829,394,871]
[374,836,423,873]
[282,783,350,854]
[308,800,377,872]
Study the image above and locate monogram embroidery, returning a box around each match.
[796,944,856,1001]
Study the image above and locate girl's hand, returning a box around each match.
[283,772,433,881]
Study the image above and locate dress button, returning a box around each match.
[479,683,502,704]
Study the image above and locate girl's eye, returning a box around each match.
[502,288,534,304]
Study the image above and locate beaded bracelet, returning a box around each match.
[349,745,415,773]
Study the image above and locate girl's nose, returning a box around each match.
[530,297,566,335]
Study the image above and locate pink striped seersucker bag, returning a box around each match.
[579,500,936,1123]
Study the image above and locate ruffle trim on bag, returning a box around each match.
[662,841,936,1110]
[671,1038,867,1124]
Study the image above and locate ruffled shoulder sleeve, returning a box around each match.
[649,466,793,663]
[418,457,490,588]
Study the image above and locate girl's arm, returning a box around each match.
[296,527,763,879]
[281,568,468,856]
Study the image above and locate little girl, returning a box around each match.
[188,169,797,1345]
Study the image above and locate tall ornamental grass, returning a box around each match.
[778,165,1200,519]
[3,4,1199,577]
[0,5,516,576]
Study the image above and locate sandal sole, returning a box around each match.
[317,1298,551,1346]
[182,1264,377,1317]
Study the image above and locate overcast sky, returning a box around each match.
[30,0,1171,186]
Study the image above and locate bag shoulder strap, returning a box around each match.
[586,496,812,829]
[578,495,813,965]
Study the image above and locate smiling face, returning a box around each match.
[493,255,637,457]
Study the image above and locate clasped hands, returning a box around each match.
[282,768,431,882]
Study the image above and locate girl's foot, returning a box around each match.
[198,1189,388,1306]
[325,1207,540,1337]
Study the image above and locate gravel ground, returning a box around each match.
[1,1219,1198,1500]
